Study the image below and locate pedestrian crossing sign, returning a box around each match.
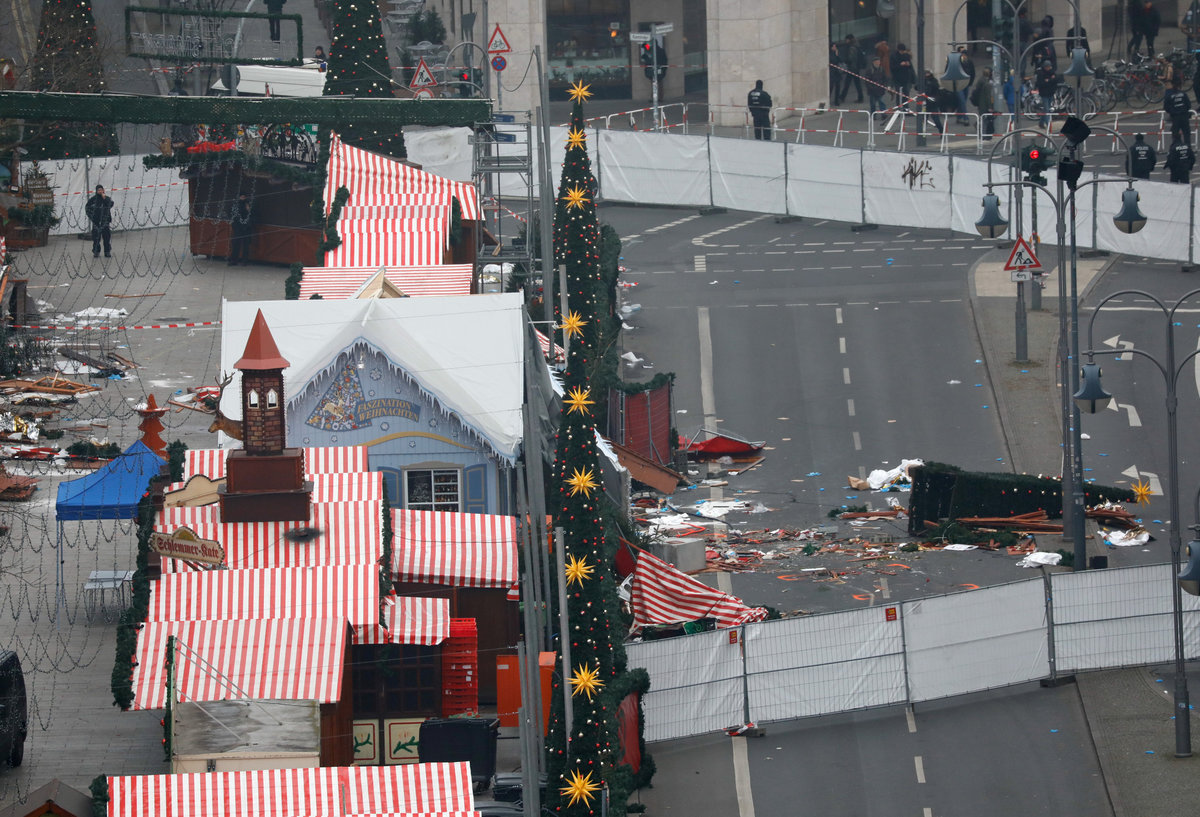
[409,58,437,90]
[1004,235,1041,271]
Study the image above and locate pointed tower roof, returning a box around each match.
[234,309,290,370]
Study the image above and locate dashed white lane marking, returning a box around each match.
[847,398,856,417]
[879,577,890,599]
[843,367,851,384]
[645,213,701,233]
[914,756,926,784]
[852,429,862,449]
[835,307,843,325]
[692,215,771,247]
[906,706,917,733]
[839,337,847,354]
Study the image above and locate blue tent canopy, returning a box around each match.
[55,440,166,521]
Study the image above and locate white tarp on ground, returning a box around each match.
[597,130,709,207]
[220,294,526,461]
[39,154,189,235]
[863,151,953,230]
[784,144,862,223]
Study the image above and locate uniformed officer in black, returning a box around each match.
[1166,136,1196,183]
[1163,75,1192,145]
[748,80,773,140]
[1126,133,1157,179]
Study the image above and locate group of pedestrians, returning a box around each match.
[1125,75,1195,183]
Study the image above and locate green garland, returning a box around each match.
[380,493,394,604]
[318,186,351,255]
[112,493,156,710]
[90,775,109,817]
[285,262,304,300]
[143,151,322,191]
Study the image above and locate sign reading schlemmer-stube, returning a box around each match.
[124,6,304,65]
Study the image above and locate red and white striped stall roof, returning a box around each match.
[354,595,450,646]
[148,565,380,627]
[392,509,518,588]
[162,472,382,512]
[628,549,768,633]
[131,618,347,709]
[106,762,476,817]
[324,132,481,220]
[324,223,449,268]
[156,501,384,571]
[297,265,473,300]
[339,203,451,220]
[184,446,368,480]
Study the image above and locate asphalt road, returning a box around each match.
[638,680,1111,817]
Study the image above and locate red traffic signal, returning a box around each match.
[1028,148,1040,160]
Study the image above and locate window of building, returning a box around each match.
[267,388,278,408]
[247,389,259,408]
[404,468,461,512]
[350,644,441,718]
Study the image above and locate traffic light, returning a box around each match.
[993,15,1014,46]
[1020,144,1054,185]
[457,68,472,97]
[639,42,654,78]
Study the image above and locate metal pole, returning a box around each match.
[534,47,556,334]
[1056,176,1073,542]
[1165,321,1193,756]
[554,525,573,745]
[1068,178,1087,571]
[1043,567,1058,682]
[739,625,750,726]
[651,39,660,129]
[1030,194,1042,310]
[1015,280,1029,361]
[916,0,927,147]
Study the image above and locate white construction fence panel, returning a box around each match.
[904,579,1048,702]
[1052,564,1200,671]
[709,139,787,215]
[627,628,746,743]
[745,608,906,722]
[784,144,862,223]
[949,156,994,236]
[596,130,710,208]
[1094,175,1190,262]
[41,154,190,235]
[863,152,952,230]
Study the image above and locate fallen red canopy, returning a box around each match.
[681,432,765,456]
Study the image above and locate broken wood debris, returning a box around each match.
[0,374,101,397]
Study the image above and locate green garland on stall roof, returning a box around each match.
[450,197,463,247]
[166,440,185,483]
[112,486,164,710]
[311,125,333,224]
[143,151,323,192]
[318,186,351,255]
[90,775,109,817]
[380,493,394,605]
[285,262,304,300]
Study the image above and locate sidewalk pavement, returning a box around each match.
[969,242,1200,816]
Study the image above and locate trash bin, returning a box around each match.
[419,717,499,792]
[492,771,547,803]
[1089,555,1109,569]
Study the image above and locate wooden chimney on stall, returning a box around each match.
[218,309,313,522]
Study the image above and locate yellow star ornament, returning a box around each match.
[569,662,605,700]
[566,80,593,102]
[566,128,587,150]
[560,310,588,338]
[565,553,595,586]
[565,466,599,497]
[1132,479,1154,505]
[560,768,602,808]
[564,386,594,416]
[563,185,590,210]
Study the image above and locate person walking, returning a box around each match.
[265,0,287,43]
[1129,1,1160,57]
[85,185,114,258]
[1126,133,1157,178]
[875,39,891,83]
[1166,135,1195,182]
[955,46,976,125]
[228,193,254,266]
[865,55,887,113]
[747,79,773,140]
[891,43,915,109]
[829,41,843,102]
[838,34,865,105]
[1035,59,1059,128]
[922,70,945,134]
[971,66,996,138]
[1066,18,1090,56]
[1163,74,1192,145]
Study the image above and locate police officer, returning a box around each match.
[1166,135,1196,183]
[1163,74,1192,145]
[1127,133,1157,178]
[748,80,773,140]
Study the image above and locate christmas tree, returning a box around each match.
[24,0,118,159]
[543,80,649,816]
[324,0,405,159]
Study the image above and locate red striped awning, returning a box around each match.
[392,509,518,588]
[298,265,473,300]
[339,203,451,220]
[628,550,768,632]
[163,472,382,508]
[156,500,384,571]
[325,221,449,268]
[130,618,348,709]
[324,133,481,220]
[535,328,565,363]
[184,446,368,480]
[354,595,450,646]
[106,762,477,817]
[148,565,381,628]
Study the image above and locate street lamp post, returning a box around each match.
[976,121,1146,572]
[1076,288,1200,758]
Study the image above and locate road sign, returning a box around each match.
[1004,235,1041,271]
[491,54,507,72]
[629,32,651,43]
[1010,268,1032,282]
[412,87,434,100]
[409,58,437,90]
[651,22,674,35]
[492,113,516,123]
[493,132,516,143]
[487,24,511,54]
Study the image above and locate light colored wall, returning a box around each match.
[432,0,545,115]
